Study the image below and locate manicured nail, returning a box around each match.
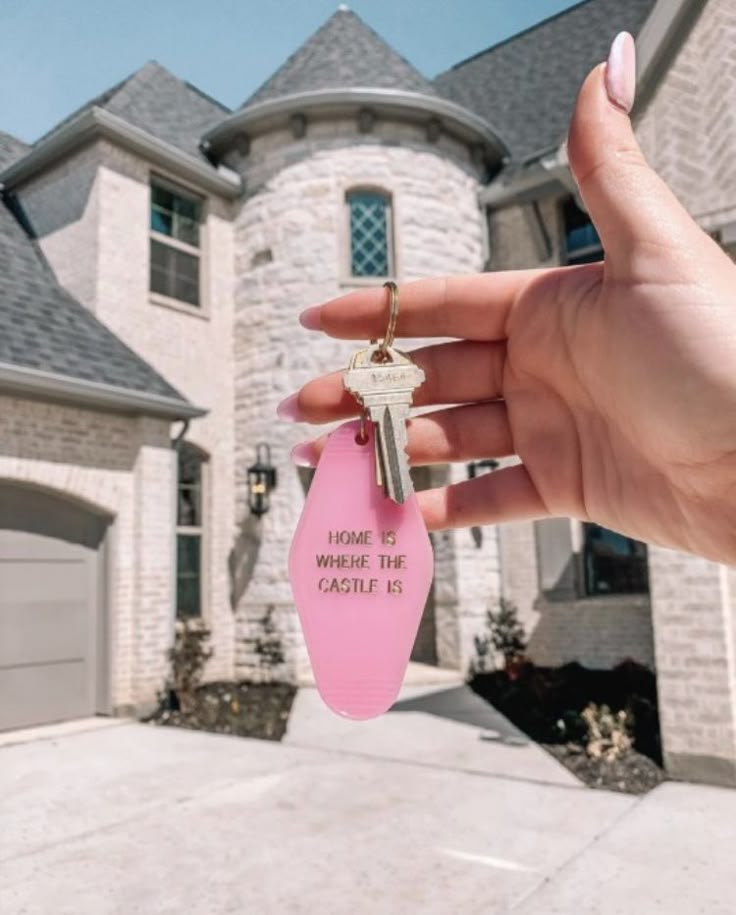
[291,442,317,467]
[276,393,304,422]
[605,32,636,113]
[299,306,321,330]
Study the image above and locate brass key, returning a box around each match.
[344,343,425,504]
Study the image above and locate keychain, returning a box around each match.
[289,283,434,719]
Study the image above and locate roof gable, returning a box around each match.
[36,61,230,162]
[242,7,437,109]
[0,196,195,415]
[0,131,30,171]
[434,0,657,161]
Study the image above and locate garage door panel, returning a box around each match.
[0,659,90,731]
[0,485,107,731]
[0,608,87,666]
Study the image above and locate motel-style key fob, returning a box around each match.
[288,420,433,719]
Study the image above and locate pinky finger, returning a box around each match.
[417,463,549,531]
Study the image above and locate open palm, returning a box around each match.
[284,65,736,565]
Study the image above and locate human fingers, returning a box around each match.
[278,340,506,423]
[291,401,513,467]
[416,464,549,531]
[298,271,547,342]
[567,34,703,277]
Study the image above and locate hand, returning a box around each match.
[279,37,736,566]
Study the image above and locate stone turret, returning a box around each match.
[210,7,508,679]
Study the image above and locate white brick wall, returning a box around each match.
[16,140,238,683]
[17,143,102,310]
[637,0,736,233]
[0,395,175,710]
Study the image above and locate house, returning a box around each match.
[1,0,734,786]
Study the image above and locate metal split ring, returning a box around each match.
[377,281,399,359]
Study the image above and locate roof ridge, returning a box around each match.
[241,7,435,109]
[439,0,595,74]
[134,60,231,113]
[32,68,136,145]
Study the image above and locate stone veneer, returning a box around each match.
[229,118,496,679]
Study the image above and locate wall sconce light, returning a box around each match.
[466,459,499,548]
[248,443,277,517]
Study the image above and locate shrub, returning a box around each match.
[243,605,285,682]
[169,619,213,715]
[474,597,527,673]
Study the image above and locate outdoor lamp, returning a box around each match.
[466,458,499,480]
[466,459,499,548]
[248,443,277,517]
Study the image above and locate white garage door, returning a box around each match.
[0,485,108,731]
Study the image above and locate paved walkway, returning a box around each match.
[2,685,735,914]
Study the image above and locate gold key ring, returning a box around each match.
[377,281,399,359]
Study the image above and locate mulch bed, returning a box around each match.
[146,681,297,741]
[543,742,665,794]
[470,660,667,794]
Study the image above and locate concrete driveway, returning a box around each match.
[2,684,735,915]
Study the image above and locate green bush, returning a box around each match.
[474,597,527,672]
[169,619,213,715]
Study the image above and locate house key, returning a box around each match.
[344,342,425,504]
[288,281,434,719]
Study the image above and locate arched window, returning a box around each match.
[175,442,208,618]
[346,189,393,278]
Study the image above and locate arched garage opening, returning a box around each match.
[0,482,111,731]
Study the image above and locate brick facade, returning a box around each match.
[0,395,175,710]
[485,0,736,783]
[15,141,238,684]
[3,0,735,785]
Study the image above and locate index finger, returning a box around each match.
[299,270,545,342]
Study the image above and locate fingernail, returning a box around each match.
[291,442,317,467]
[605,32,636,113]
[276,393,304,422]
[299,306,321,330]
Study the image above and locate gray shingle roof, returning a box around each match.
[35,62,230,162]
[242,7,437,109]
[0,195,191,408]
[434,0,657,161]
[0,131,30,171]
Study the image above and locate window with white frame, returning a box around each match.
[150,179,202,307]
[561,196,603,265]
[535,517,649,600]
[175,442,207,618]
[347,188,393,278]
[582,523,649,596]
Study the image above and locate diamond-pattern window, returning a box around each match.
[348,190,392,277]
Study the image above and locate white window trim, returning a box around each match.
[339,185,398,287]
[175,444,210,621]
[148,173,210,316]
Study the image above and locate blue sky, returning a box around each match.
[0,0,579,143]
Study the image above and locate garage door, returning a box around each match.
[0,485,108,731]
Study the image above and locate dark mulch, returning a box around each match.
[544,742,665,794]
[470,659,666,794]
[146,681,297,741]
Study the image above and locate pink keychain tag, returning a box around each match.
[289,419,433,719]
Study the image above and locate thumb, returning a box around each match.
[567,33,697,268]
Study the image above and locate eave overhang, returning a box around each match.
[203,87,509,163]
[0,361,206,420]
[0,107,243,198]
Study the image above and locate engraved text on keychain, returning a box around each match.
[289,283,434,719]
